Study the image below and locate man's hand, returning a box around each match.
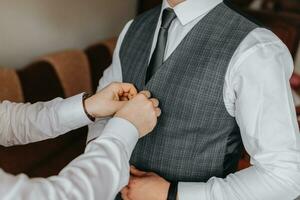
[115,91,161,138]
[84,82,138,118]
[121,166,170,200]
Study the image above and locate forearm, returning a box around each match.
[0,94,91,146]
[0,118,138,200]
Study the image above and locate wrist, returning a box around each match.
[167,182,178,200]
[163,181,171,200]
[101,117,139,156]
[83,93,96,122]
[114,113,141,136]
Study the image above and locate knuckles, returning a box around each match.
[146,101,154,108]
[136,93,147,100]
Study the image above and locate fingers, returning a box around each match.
[127,93,134,100]
[150,98,159,107]
[121,187,131,200]
[139,90,151,98]
[130,166,147,177]
[149,98,161,117]
[122,92,135,100]
[118,83,138,97]
[139,94,161,117]
[155,108,162,117]
[120,96,129,101]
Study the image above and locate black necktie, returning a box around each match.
[146,8,177,83]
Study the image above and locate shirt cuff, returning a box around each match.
[57,93,92,130]
[178,182,206,200]
[97,117,139,157]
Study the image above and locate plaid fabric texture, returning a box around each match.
[119,2,258,184]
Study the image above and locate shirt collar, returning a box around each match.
[162,0,223,25]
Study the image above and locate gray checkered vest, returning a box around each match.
[119,2,258,182]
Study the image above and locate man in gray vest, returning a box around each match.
[87,0,300,199]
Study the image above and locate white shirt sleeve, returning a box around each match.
[87,20,133,142]
[0,117,139,200]
[0,94,91,147]
[178,29,300,200]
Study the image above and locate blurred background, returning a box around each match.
[0,0,137,68]
[0,0,299,178]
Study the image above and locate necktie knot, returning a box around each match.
[161,8,177,29]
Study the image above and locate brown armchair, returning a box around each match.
[262,0,300,14]
[0,50,92,178]
[0,68,23,103]
[85,38,117,92]
[37,50,92,97]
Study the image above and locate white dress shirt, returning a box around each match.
[87,0,300,199]
[0,94,139,200]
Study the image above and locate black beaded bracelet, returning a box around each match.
[167,182,178,200]
[82,93,96,122]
